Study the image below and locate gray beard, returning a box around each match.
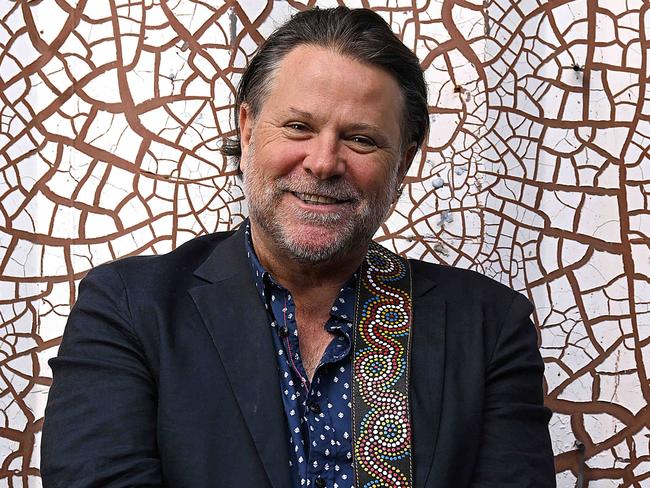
[242,154,397,265]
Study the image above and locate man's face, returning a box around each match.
[239,45,414,264]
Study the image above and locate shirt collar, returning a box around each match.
[244,223,273,307]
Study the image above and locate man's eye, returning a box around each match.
[286,122,308,131]
[350,136,376,146]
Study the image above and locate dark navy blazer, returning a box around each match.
[41,224,556,487]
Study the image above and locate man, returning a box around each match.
[41,7,555,488]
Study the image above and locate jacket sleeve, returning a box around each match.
[471,292,556,487]
[41,264,162,488]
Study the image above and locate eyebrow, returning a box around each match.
[287,107,316,121]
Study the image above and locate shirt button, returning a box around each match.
[315,477,326,488]
[279,326,289,338]
[308,402,321,414]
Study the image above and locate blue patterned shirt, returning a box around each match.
[245,225,356,488]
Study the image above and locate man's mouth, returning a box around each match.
[292,192,348,205]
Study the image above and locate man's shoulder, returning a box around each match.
[93,228,237,285]
[408,257,528,306]
[407,257,535,340]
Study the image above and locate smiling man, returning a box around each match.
[41,7,556,488]
[240,45,406,270]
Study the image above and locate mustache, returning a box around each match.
[275,177,360,201]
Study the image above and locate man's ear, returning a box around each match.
[397,143,418,184]
[392,144,418,203]
[239,103,253,173]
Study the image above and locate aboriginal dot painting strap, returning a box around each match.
[352,241,413,488]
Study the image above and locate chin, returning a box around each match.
[280,232,356,265]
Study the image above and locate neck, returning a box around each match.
[249,224,367,294]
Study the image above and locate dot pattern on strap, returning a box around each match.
[352,242,413,488]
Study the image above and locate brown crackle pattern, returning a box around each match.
[0,1,647,486]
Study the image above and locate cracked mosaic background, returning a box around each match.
[0,0,648,486]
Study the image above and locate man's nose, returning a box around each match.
[302,135,346,180]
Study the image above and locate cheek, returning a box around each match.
[350,161,397,195]
[259,142,309,176]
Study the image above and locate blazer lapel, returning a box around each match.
[189,226,290,488]
[410,270,446,488]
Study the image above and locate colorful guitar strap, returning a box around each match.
[352,241,414,488]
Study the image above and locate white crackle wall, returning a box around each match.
[0,0,648,486]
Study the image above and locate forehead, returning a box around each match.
[261,45,404,133]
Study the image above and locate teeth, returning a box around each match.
[294,192,340,204]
